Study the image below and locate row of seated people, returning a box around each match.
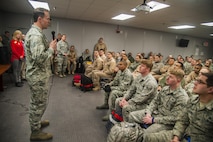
[53,42,213,83]
[83,49,212,92]
[84,50,139,91]
[91,57,212,142]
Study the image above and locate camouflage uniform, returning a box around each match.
[151,61,164,75]
[143,96,213,142]
[108,68,133,112]
[57,40,69,75]
[184,80,196,97]
[94,42,107,53]
[128,61,140,72]
[157,64,173,81]
[184,61,193,75]
[123,59,131,68]
[92,58,116,89]
[128,85,189,133]
[143,130,174,142]
[210,64,213,72]
[100,54,107,61]
[25,25,54,132]
[185,71,199,85]
[115,73,158,121]
[160,64,170,75]
[132,65,141,79]
[67,50,77,74]
[84,56,103,78]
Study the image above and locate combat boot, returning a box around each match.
[74,82,81,87]
[102,115,109,121]
[41,120,49,128]
[30,130,53,141]
[96,104,109,109]
[59,73,63,78]
[93,86,100,91]
[93,82,100,91]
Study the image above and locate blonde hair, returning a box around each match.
[169,68,185,80]
[12,30,22,40]
[141,59,153,70]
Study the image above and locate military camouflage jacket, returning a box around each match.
[128,61,140,72]
[145,85,189,125]
[67,51,77,61]
[25,25,54,79]
[93,56,103,70]
[152,62,164,74]
[124,73,158,105]
[109,68,133,92]
[57,40,69,56]
[173,96,213,141]
[103,58,116,75]
[94,43,107,53]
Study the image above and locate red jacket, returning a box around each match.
[10,39,25,62]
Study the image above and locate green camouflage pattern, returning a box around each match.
[25,25,54,131]
[107,122,144,142]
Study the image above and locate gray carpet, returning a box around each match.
[0,73,108,142]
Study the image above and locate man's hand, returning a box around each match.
[119,98,128,108]
[50,39,57,50]
[171,136,180,142]
[20,56,24,61]
[114,67,119,72]
[143,113,153,124]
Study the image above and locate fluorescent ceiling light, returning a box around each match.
[201,22,213,26]
[168,25,195,29]
[210,33,213,36]
[28,0,50,10]
[112,14,135,21]
[148,1,170,12]
[131,1,170,12]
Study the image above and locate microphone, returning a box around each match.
[51,31,55,40]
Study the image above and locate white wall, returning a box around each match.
[1,12,213,60]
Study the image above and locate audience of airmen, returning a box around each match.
[1,30,213,142]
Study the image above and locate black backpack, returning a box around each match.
[75,56,85,73]
[79,74,93,92]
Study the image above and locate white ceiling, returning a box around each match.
[0,0,213,39]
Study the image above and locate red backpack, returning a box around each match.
[72,73,81,87]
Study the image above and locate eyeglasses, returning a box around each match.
[46,18,52,21]
[195,79,207,85]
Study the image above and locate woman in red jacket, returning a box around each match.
[10,30,25,87]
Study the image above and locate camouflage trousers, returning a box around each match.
[92,71,112,87]
[67,59,76,73]
[28,77,49,132]
[143,130,174,142]
[144,131,212,142]
[84,65,94,78]
[114,98,148,122]
[57,56,68,73]
[107,121,144,142]
[108,90,125,112]
[128,109,174,134]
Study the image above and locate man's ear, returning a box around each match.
[177,77,181,83]
[38,16,42,21]
[207,86,213,94]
